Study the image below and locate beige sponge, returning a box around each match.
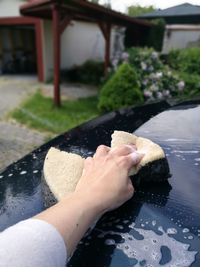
[43,131,169,204]
[111,131,165,176]
[43,147,84,201]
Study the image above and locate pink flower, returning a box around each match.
[121,52,129,61]
[177,81,185,91]
[144,89,152,98]
[156,91,163,99]
[163,90,170,97]
[151,51,158,59]
[141,62,147,71]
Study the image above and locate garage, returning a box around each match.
[0,17,44,81]
[0,24,36,74]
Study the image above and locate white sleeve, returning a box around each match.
[0,219,67,267]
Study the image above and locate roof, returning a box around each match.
[139,3,200,18]
[20,0,151,27]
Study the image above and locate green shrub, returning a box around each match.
[63,60,104,85]
[179,72,200,97]
[167,49,181,69]
[98,63,143,112]
[168,47,200,75]
[147,19,166,51]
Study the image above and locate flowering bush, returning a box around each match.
[110,47,185,102]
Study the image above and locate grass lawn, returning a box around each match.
[11,91,99,135]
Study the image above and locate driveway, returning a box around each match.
[0,76,98,171]
[0,76,46,171]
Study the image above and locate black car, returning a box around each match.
[0,100,200,267]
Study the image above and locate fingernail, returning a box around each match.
[131,152,145,164]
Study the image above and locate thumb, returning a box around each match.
[131,152,144,165]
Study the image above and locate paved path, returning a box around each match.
[0,76,46,171]
[0,76,98,171]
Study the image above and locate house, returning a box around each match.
[0,0,151,83]
[139,3,200,53]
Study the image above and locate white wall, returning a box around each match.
[0,0,22,18]
[61,21,104,69]
[43,20,116,81]
[162,25,200,54]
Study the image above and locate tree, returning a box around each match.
[88,0,112,9]
[89,0,100,3]
[128,5,155,17]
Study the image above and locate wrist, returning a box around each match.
[63,191,105,220]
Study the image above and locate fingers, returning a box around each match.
[130,152,144,165]
[94,145,110,159]
[127,179,134,198]
[118,151,144,171]
[110,144,136,157]
[82,157,93,175]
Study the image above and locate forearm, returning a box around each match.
[35,192,102,256]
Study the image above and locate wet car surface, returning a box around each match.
[0,100,199,266]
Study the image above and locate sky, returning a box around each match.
[99,0,200,13]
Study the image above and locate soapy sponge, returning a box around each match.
[111,131,170,186]
[43,131,170,204]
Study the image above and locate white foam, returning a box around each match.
[96,223,197,267]
[116,225,196,267]
[172,150,199,154]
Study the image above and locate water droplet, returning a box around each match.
[116,225,123,230]
[8,173,13,177]
[33,170,38,173]
[0,175,3,179]
[105,239,115,246]
[20,171,27,175]
[152,220,156,226]
[182,228,189,233]
[167,228,177,235]
[188,235,194,240]
[98,233,104,238]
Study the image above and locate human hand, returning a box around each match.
[75,144,144,215]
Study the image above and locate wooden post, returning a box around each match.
[98,22,111,75]
[52,4,61,107]
[105,23,111,75]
